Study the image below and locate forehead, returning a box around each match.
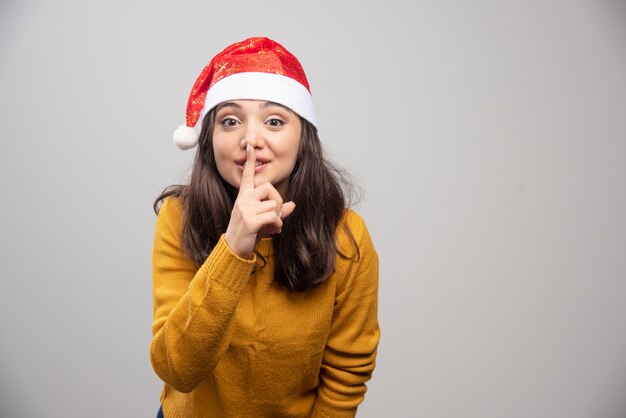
[216,100,293,113]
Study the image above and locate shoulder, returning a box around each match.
[336,208,376,259]
[155,196,186,236]
[339,209,366,234]
[338,209,371,241]
[332,209,378,296]
[157,196,184,221]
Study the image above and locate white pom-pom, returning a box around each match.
[173,125,199,150]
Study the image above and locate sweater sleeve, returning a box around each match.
[311,212,380,418]
[149,197,256,393]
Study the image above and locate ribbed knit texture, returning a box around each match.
[150,197,379,418]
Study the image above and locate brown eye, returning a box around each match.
[220,118,239,127]
[267,118,284,126]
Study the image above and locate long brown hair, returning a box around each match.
[154,107,358,292]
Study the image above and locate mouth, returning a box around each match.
[236,157,270,168]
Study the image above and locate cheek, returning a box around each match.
[212,135,230,158]
[287,139,301,168]
[213,148,227,166]
[273,142,299,172]
[211,142,232,177]
[278,128,301,160]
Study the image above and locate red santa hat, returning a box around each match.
[173,37,317,150]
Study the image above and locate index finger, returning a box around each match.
[240,144,256,191]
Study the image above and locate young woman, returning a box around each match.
[151,37,379,418]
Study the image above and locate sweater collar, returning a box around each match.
[256,237,274,257]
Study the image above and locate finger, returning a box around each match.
[252,183,283,214]
[253,199,280,215]
[240,144,256,192]
[255,211,283,230]
[279,201,296,219]
[267,202,295,235]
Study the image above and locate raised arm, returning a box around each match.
[150,197,256,393]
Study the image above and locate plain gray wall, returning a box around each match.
[1,0,625,417]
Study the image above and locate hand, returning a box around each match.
[224,144,296,258]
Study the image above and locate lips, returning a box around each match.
[235,156,270,168]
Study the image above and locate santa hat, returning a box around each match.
[173,37,317,150]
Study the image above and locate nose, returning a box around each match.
[241,122,265,149]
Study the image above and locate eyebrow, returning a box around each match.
[216,102,242,111]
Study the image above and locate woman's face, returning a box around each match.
[212,100,302,198]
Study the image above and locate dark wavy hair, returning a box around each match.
[154,106,358,292]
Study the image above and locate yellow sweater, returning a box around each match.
[150,197,379,418]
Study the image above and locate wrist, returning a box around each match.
[224,232,254,260]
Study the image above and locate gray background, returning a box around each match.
[1,0,625,417]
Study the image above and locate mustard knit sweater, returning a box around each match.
[150,197,379,418]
